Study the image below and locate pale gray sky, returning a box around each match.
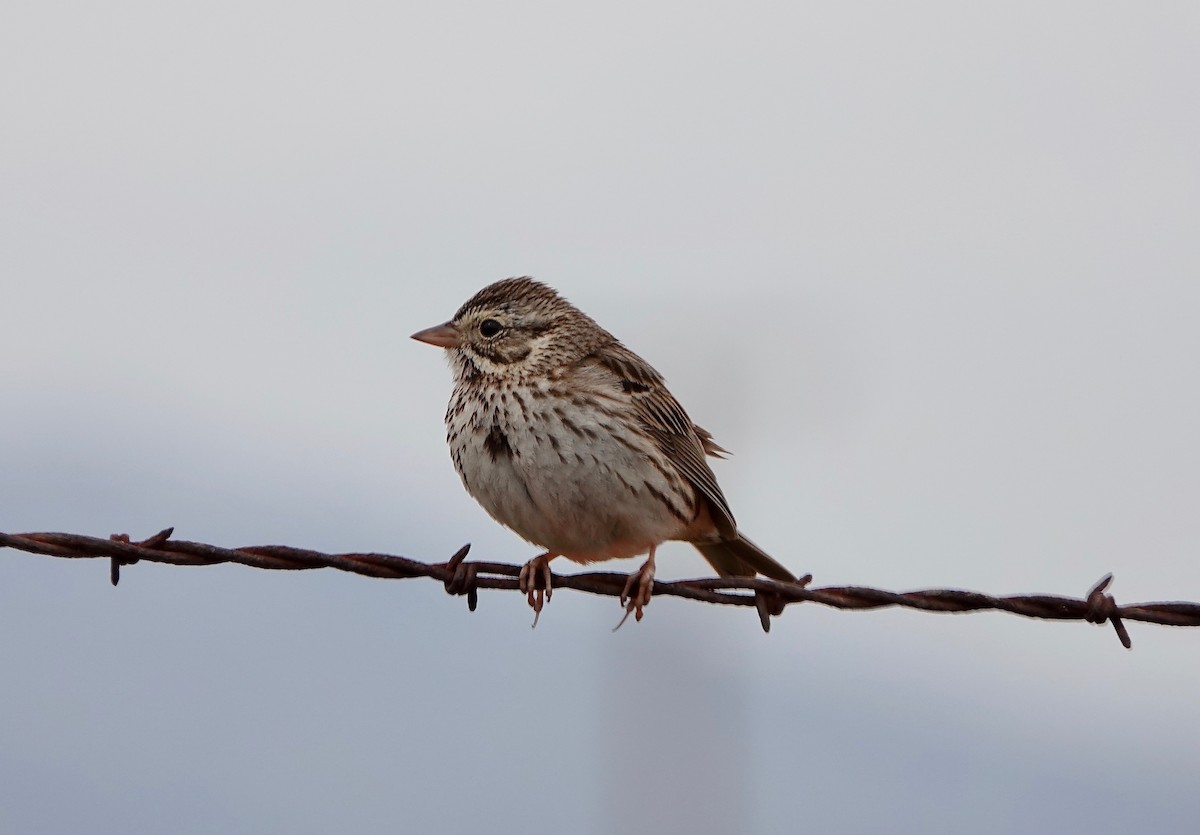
[2,2,1198,833]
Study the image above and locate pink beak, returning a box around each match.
[411,321,461,349]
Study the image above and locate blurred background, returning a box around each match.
[2,1,1198,832]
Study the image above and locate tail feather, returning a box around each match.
[693,534,795,582]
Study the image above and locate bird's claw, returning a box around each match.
[615,553,656,630]
[518,553,554,627]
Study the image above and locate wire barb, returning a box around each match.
[441,544,479,611]
[2,528,1198,647]
[107,528,172,585]
[1084,574,1131,649]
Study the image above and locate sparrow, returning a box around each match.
[412,277,795,623]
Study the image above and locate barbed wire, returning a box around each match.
[3,527,1199,647]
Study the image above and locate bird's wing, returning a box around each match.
[589,345,738,539]
[693,424,730,458]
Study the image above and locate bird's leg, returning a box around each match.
[518,551,557,626]
[617,545,657,627]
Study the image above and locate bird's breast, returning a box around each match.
[445,379,697,559]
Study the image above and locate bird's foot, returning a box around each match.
[518,552,556,627]
[616,548,657,629]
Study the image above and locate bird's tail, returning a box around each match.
[693,534,795,582]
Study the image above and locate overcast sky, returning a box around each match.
[2,2,1198,833]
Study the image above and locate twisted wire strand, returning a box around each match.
[4,527,1198,648]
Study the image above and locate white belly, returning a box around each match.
[446,380,693,561]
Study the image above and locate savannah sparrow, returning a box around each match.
[412,277,795,623]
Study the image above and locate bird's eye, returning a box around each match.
[478,319,503,338]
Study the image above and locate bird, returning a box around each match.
[411,277,796,624]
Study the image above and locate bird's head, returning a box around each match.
[411,277,608,380]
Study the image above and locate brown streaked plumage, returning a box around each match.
[412,276,795,623]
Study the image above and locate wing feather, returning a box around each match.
[587,345,738,539]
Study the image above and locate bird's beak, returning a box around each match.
[410,321,461,349]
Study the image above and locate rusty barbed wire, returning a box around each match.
[3,527,1199,648]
